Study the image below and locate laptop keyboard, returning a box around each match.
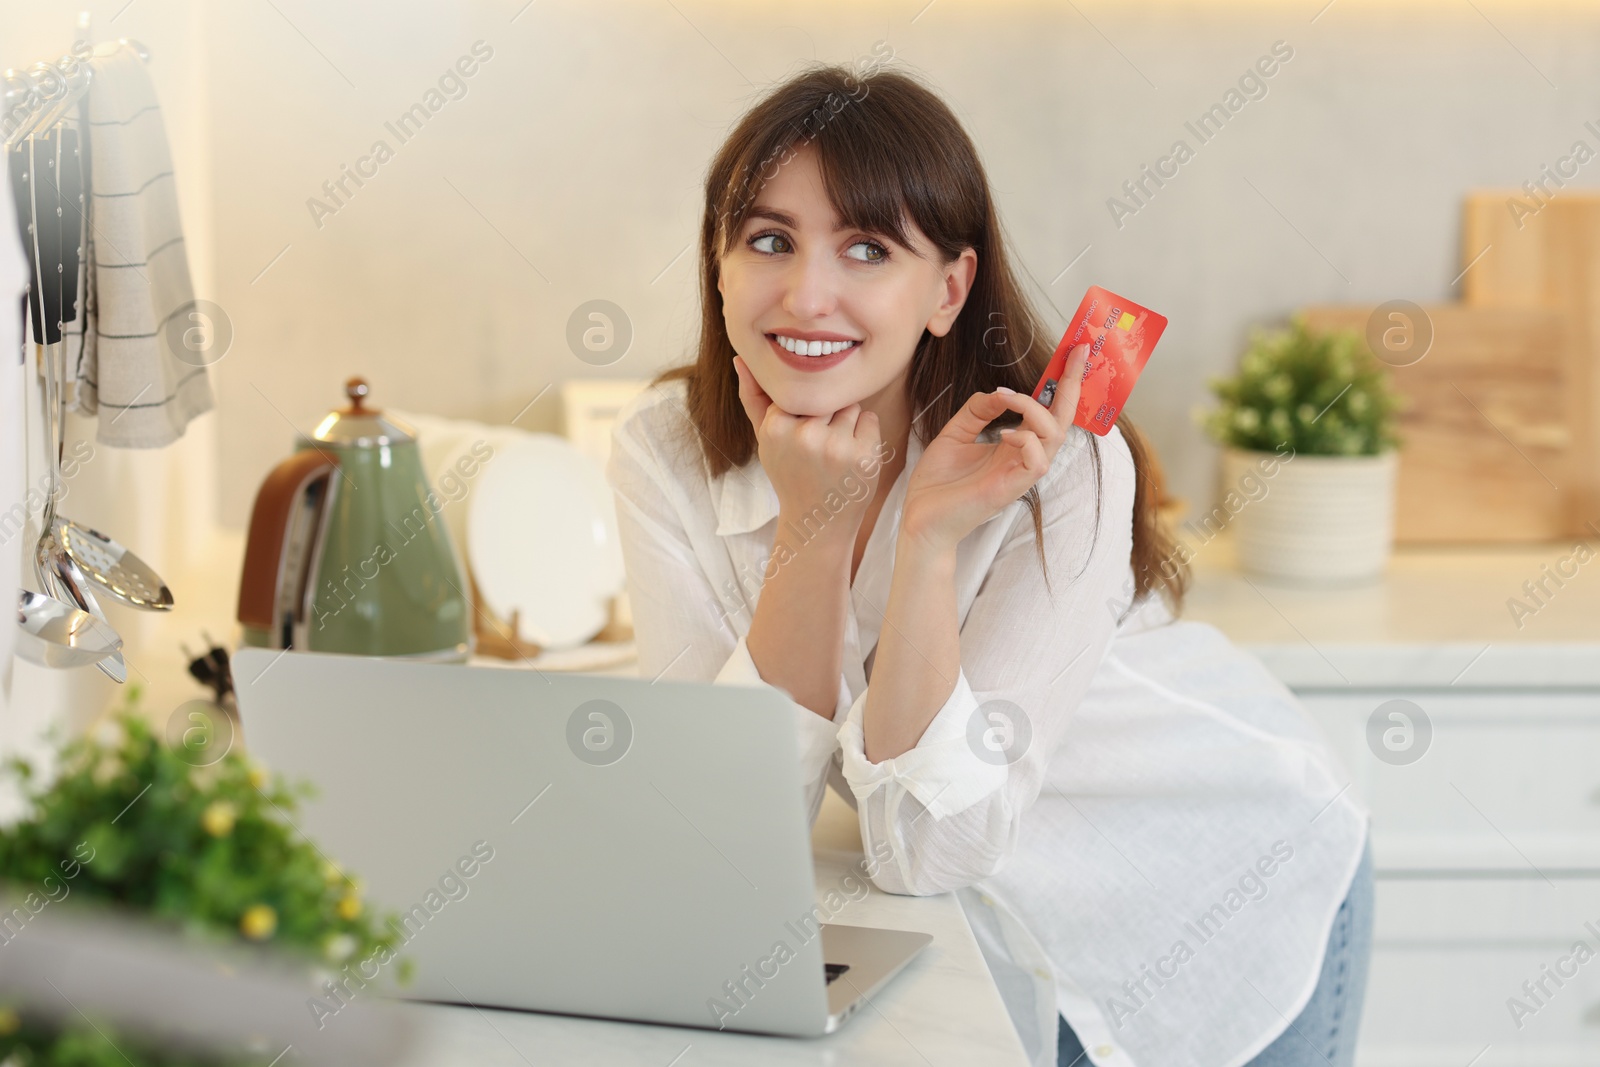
[824,963,850,985]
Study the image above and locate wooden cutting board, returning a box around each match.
[1461,192,1600,528]
[1298,304,1574,542]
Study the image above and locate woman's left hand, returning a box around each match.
[902,345,1090,553]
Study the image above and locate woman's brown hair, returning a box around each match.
[652,62,1187,613]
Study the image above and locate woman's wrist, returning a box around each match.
[775,505,862,560]
[894,520,960,577]
[896,501,963,563]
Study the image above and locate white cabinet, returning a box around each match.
[1295,690,1600,872]
[1262,661,1600,1066]
[1357,880,1600,1066]
[1181,536,1600,1065]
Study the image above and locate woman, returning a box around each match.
[604,62,1372,1067]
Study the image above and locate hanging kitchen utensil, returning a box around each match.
[25,109,169,626]
[32,339,127,682]
[56,524,174,609]
[18,125,126,680]
[15,588,122,670]
[26,127,65,343]
[7,134,36,358]
[54,121,79,330]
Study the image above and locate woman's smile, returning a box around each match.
[764,330,863,372]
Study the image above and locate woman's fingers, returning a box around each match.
[986,345,1093,452]
[941,388,1023,440]
[827,402,862,434]
[854,407,880,445]
[957,388,1061,451]
[999,426,1047,475]
[1047,345,1091,436]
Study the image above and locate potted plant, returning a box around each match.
[0,690,410,1065]
[1198,318,1404,584]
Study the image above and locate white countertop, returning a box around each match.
[1181,534,1600,687]
[396,790,1030,1067]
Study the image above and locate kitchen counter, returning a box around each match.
[1181,532,1600,687]
[396,790,1029,1067]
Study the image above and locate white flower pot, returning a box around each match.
[1220,448,1399,584]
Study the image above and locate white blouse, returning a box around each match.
[605,377,1369,1067]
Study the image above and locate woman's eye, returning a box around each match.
[750,232,792,255]
[845,240,889,263]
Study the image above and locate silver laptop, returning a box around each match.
[232,648,931,1037]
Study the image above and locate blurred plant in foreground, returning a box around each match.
[0,686,410,1066]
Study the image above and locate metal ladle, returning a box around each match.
[32,342,128,682]
[16,588,121,670]
[14,126,125,681]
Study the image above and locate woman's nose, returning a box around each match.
[782,251,839,320]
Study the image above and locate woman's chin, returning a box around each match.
[746,355,869,416]
[766,386,857,418]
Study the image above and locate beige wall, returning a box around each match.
[14,0,1600,526]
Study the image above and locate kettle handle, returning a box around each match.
[237,450,339,640]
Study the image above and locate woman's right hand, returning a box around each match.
[731,355,883,542]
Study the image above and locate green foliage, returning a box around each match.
[0,1010,226,1067]
[1198,317,1403,456]
[0,689,409,1066]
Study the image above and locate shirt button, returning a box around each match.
[1033,967,1052,980]
[979,893,994,907]
[1095,1044,1114,1057]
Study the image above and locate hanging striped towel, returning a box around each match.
[71,43,213,448]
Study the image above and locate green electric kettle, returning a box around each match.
[237,377,472,660]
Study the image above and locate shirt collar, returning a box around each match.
[712,452,781,536]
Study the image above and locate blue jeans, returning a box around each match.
[1058,834,1374,1067]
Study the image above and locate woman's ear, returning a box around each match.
[925,246,977,338]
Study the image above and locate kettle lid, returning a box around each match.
[312,377,416,446]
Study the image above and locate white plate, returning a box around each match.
[467,433,625,650]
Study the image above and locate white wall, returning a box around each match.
[18,0,1600,528]
[191,0,1600,524]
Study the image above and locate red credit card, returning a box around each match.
[1035,286,1167,436]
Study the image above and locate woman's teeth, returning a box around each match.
[771,334,860,357]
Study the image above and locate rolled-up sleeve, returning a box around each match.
[837,667,1006,819]
[605,400,841,827]
[834,427,1139,897]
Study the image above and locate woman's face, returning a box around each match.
[717,145,976,418]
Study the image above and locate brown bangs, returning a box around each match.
[711,69,979,265]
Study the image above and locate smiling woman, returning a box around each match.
[604,63,1372,1067]
[669,67,1182,607]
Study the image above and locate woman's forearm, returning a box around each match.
[862,530,961,762]
[745,510,854,720]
